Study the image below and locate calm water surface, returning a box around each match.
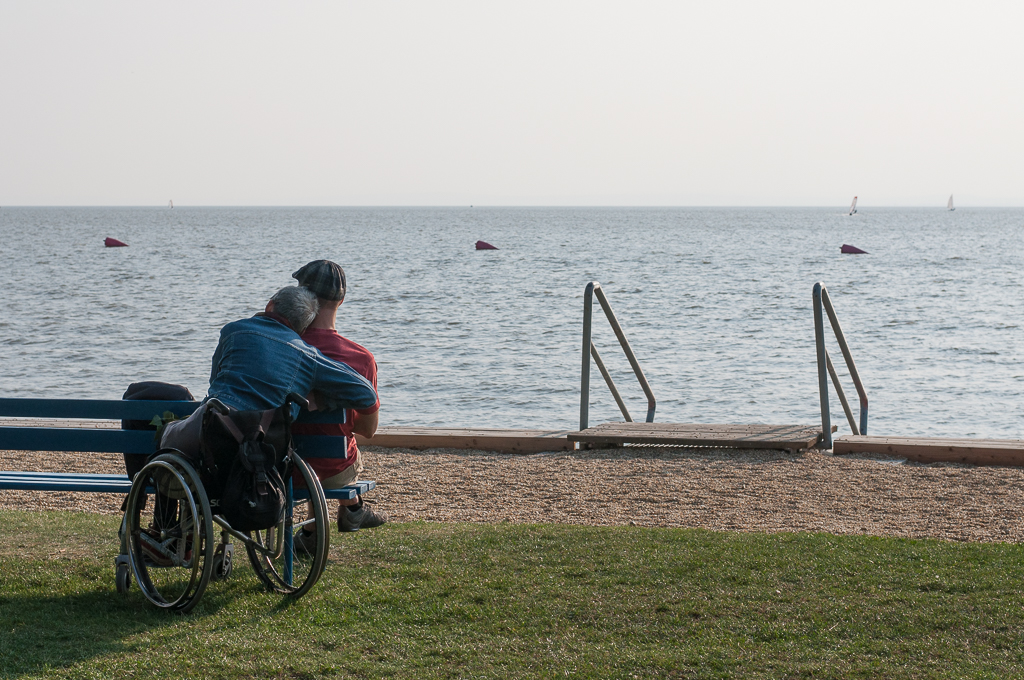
[1,207,1022,438]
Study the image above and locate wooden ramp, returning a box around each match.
[357,427,575,454]
[568,423,829,452]
[834,435,1024,467]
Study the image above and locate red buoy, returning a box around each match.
[840,244,867,254]
[104,237,128,247]
[475,240,498,250]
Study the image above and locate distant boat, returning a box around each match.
[475,240,498,250]
[848,196,858,215]
[947,195,955,211]
[104,237,128,248]
[169,200,174,209]
[841,244,868,254]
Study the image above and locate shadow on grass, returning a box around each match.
[0,589,156,675]
[0,576,244,676]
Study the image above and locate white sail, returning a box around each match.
[947,195,954,211]
[848,196,858,215]
[169,200,174,209]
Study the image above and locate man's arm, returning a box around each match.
[309,350,379,412]
[351,409,378,439]
[209,334,226,386]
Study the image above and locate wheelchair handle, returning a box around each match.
[285,393,310,412]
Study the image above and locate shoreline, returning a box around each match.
[3,445,1024,544]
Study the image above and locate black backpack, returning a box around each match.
[206,409,288,532]
[121,381,196,479]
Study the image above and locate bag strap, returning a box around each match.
[213,409,275,444]
[215,412,246,444]
[255,409,276,442]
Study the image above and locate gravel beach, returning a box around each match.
[3,445,1023,544]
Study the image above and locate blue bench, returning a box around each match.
[0,398,374,500]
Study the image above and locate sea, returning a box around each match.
[1,207,1022,438]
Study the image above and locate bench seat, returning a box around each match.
[0,471,133,493]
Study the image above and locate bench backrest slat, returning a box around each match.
[0,398,346,424]
[0,427,159,454]
[291,435,351,459]
[0,426,350,459]
[0,399,200,420]
[0,398,350,461]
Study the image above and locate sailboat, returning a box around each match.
[947,195,954,211]
[168,200,174,209]
[848,196,858,215]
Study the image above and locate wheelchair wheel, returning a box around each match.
[125,451,215,613]
[245,453,330,598]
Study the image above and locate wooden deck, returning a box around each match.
[834,435,1024,467]
[356,427,576,454]
[568,423,830,452]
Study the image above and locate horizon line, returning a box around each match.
[2,204,1021,209]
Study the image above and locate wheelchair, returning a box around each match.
[114,394,331,613]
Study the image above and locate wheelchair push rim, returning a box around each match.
[125,452,215,613]
[245,452,330,598]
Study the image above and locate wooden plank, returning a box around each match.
[301,481,376,502]
[0,471,132,493]
[568,422,826,451]
[0,472,129,482]
[291,435,353,459]
[0,418,121,429]
[0,471,377,499]
[0,426,351,460]
[0,427,158,454]
[0,402,343,424]
[575,423,819,434]
[355,427,575,454]
[0,399,200,420]
[295,410,347,425]
[834,435,1024,467]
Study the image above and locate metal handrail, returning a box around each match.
[580,282,656,430]
[813,282,868,448]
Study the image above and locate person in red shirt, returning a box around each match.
[290,260,387,537]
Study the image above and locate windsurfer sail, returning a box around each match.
[947,195,954,211]
[169,200,174,209]
[848,196,858,215]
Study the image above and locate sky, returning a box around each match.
[1,1,1022,207]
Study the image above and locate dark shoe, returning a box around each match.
[338,500,388,532]
[293,528,318,555]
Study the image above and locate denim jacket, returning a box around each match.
[208,315,378,416]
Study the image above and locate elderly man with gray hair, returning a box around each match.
[160,285,378,456]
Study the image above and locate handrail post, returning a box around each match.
[813,283,833,448]
[580,282,595,430]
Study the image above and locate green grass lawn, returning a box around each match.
[2,510,1024,679]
